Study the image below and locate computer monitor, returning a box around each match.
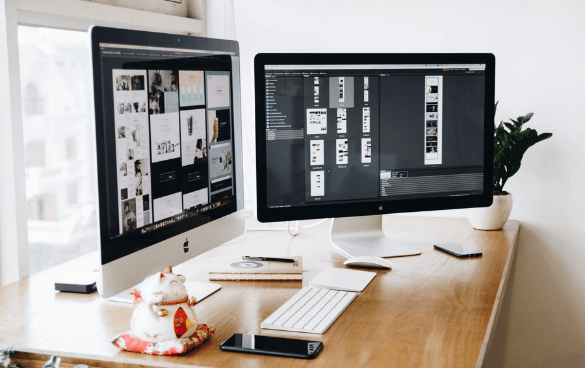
[254,54,495,258]
[90,27,244,298]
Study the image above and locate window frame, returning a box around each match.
[0,0,206,286]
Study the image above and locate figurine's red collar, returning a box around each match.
[153,296,189,306]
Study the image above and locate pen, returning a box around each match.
[242,256,295,263]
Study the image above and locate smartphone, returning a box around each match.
[434,243,482,258]
[220,333,323,359]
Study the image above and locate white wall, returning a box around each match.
[233,0,585,366]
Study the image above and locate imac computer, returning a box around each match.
[254,54,495,258]
[90,27,244,298]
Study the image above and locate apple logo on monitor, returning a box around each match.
[183,238,189,253]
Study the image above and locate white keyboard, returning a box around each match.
[261,286,357,334]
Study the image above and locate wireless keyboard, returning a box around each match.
[261,286,357,334]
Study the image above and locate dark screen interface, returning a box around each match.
[98,43,236,238]
[264,63,486,209]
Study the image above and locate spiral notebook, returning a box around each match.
[208,256,303,281]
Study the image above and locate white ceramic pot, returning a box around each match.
[468,193,513,230]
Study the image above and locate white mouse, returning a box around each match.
[343,256,393,269]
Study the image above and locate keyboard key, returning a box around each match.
[263,287,311,325]
[273,287,320,326]
[283,288,329,327]
[293,289,337,329]
[315,292,356,333]
[303,291,345,331]
[262,287,357,334]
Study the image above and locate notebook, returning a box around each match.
[208,256,302,281]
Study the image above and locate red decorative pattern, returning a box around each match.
[173,307,188,338]
[129,289,142,308]
[112,324,216,356]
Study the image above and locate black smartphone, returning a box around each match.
[434,243,482,258]
[220,333,323,359]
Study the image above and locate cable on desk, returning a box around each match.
[246,219,329,236]
[287,220,300,236]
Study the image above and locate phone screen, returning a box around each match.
[434,243,482,257]
[221,334,322,358]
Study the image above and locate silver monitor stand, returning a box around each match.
[329,215,421,258]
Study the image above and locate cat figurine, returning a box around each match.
[130,265,198,342]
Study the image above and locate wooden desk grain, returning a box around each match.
[0,216,519,368]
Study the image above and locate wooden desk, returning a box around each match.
[0,216,519,368]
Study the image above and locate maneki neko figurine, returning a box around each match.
[130,265,199,342]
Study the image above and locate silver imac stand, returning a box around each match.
[329,215,422,258]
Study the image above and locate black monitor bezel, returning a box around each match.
[91,26,241,264]
[254,53,495,222]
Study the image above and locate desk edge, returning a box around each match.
[475,220,520,368]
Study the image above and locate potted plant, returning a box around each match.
[468,102,553,230]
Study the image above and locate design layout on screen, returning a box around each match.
[106,50,235,236]
[180,109,206,167]
[113,69,152,233]
[337,108,347,134]
[179,70,205,107]
[206,71,234,203]
[310,140,324,166]
[307,109,327,135]
[263,63,486,208]
[207,72,231,109]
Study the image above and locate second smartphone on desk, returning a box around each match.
[434,243,482,258]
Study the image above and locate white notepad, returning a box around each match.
[309,267,376,292]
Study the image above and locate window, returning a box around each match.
[68,183,78,204]
[66,137,76,160]
[25,141,46,167]
[0,0,207,286]
[23,83,43,115]
[18,26,98,274]
[27,194,57,221]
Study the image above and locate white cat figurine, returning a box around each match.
[130,265,198,342]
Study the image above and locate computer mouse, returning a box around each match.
[343,256,393,269]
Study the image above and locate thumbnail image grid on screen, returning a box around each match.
[263,64,486,209]
[105,49,235,237]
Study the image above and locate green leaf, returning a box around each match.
[492,111,552,192]
[504,122,515,131]
[535,132,553,143]
[506,160,522,178]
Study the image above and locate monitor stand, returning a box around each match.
[329,215,422,258]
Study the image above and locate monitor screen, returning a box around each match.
[94,35,239,264]
[255,55,494,222]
